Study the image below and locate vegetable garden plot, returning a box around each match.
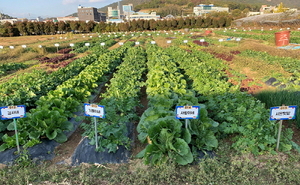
[137,44,219,165]
[0,31,299,166]
[164,46,295,155]
[0,63,29,77]
[0,36,121,154]
[73,43,147,165]
[238,50,300,88]
[80,43,146,152]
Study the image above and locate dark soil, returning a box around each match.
[193,40,210,47]
[132,86,148,156]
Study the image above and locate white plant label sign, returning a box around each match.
[176,106,200,119]
[84,104,105,118]
[270,106,297,120]
[0,105,26,120]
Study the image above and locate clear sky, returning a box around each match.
[0,0,120,18]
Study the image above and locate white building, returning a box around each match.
[193,4,229,16]
[128,12,160,21]
[106,19,124,24]
[57,16,79,22]
[0,19,18,24]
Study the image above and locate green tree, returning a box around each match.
[166,19,172,29]
[171,19,177,28]
[231,9,244,19]
[218,16,226,27]
[78,21,86,32]
[157,20,166,30]
[143,20,149,30]
[137,19,144,31]
[57,21,66,33]
[34,22,42,35]
[0,23,5,36]
[177,18,184,29]
[184,18,191,28]
[1,22,17,37]
[212,18,218,28]
[195,17,203,28]
[16,22,28,36]
[111,22,118,32]
[105,23,111,32]
[86,21,96,32]
[225,17,232,27]
[190,17,196,28]
[203,17,212,28]
[130,19,138,31]
[50,22,57,34]
[69,21,79,32]
[117,22,129,32]
[27,22,35,35]
[97,21,107,33]
[44,21,52,35]
[149,19,157,30]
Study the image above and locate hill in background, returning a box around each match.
[98,0,300,13]
[4,0,299,18]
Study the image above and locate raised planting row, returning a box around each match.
[0,38,123,151]
[0,36,117,143]
[137,44,219,165]
[81,43,147,153]
[0,63,29,77]
[0,36,117,108]
[166,45,233,95]
[165,46,294,155]
[38,54,76,64]
[70,35,118,54]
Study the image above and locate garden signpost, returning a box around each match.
[270,105,297,151]
[54,43,59,52]
[70,43,74,50]
[84,103,105,149]
[0,105,26,153]
[176,106,200,129]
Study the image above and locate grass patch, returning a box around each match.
[1,142,300,185]
[231,55,291,79]
[255,90,300,127]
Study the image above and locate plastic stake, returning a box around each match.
[13,119,20,153]
[94,117,98,149]
[276,120,283,152]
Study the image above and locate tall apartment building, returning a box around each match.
[77,6,106,22]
